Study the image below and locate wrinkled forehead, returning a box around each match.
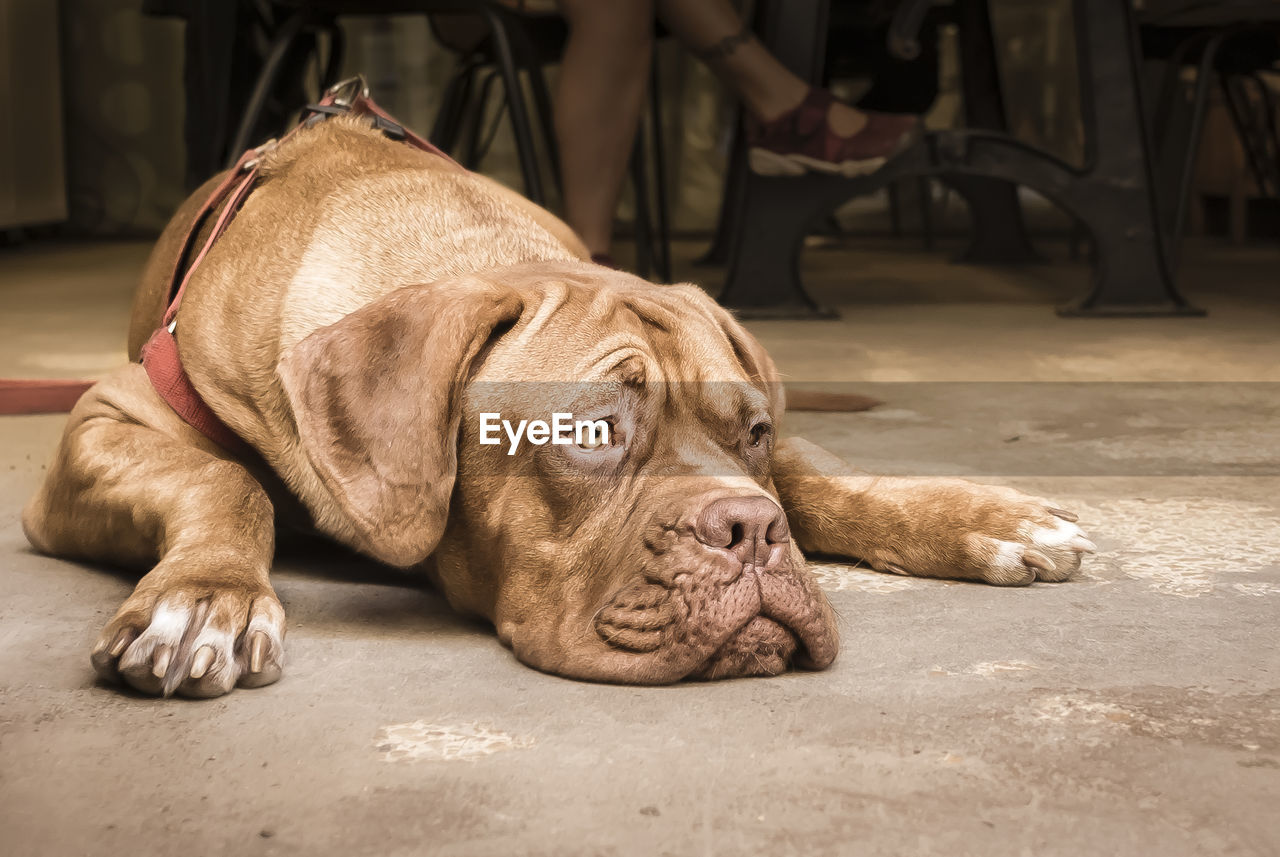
[476,282,750,381]
[469,280,769,417]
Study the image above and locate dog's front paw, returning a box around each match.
[870,484,1096,586]
[960,501,1095,585]
[91,578,285,698]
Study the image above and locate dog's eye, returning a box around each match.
[747,420,773,448]
[576,419,616,450]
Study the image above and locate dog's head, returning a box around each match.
[278,261,837,683]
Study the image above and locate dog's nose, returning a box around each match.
[694,497,790,565]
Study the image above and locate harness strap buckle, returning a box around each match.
[242,139,277,172]
[323,74,370,108]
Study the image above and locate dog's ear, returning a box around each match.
[278,280,525,567]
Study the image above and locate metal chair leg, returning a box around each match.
[431,58,482,154]
[1150,37,1209,236]
[321,23,344,89]
[695,110,747,267]
[949,0,1040,264]
[227,11,307,165]
[1171,29,1230,251]
[1151,32,1209,153]
[630,132,654,280]
[480,5,545,204]
[649,56,672,282]
[1221,73,1280,200]
[430,67,466,151]
[525,51,563,193]
[1247,71,1280,197]
[462,70,499,169]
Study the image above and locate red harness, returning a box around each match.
[140,77,459,454]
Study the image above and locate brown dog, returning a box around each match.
[22,116,1094,697]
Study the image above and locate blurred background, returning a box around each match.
[7,0,1271,242]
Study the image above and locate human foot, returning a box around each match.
[747,88,919,177]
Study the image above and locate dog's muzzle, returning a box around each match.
[594,495,837,680]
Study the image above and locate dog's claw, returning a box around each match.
[249,632,267,673]
[1048,507,1078,522]
[1022,549,1056,573]
[106,628,135,657]
[190,646,214,679]
[151,644,172,679]
[1069,536,1097,553]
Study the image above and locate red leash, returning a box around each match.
[0,380,95,416]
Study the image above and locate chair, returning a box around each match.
[221,0,672,280]
[225,2,540,190]
[1141,1,1280,253]
[713,0,1209,317]
[426,10,673,279]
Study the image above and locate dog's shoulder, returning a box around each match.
[257,115,431,182]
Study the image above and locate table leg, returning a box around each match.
[950,0,1041,265]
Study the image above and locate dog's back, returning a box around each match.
[134,117,587,361]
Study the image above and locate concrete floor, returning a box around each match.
[2,238,1278,856]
